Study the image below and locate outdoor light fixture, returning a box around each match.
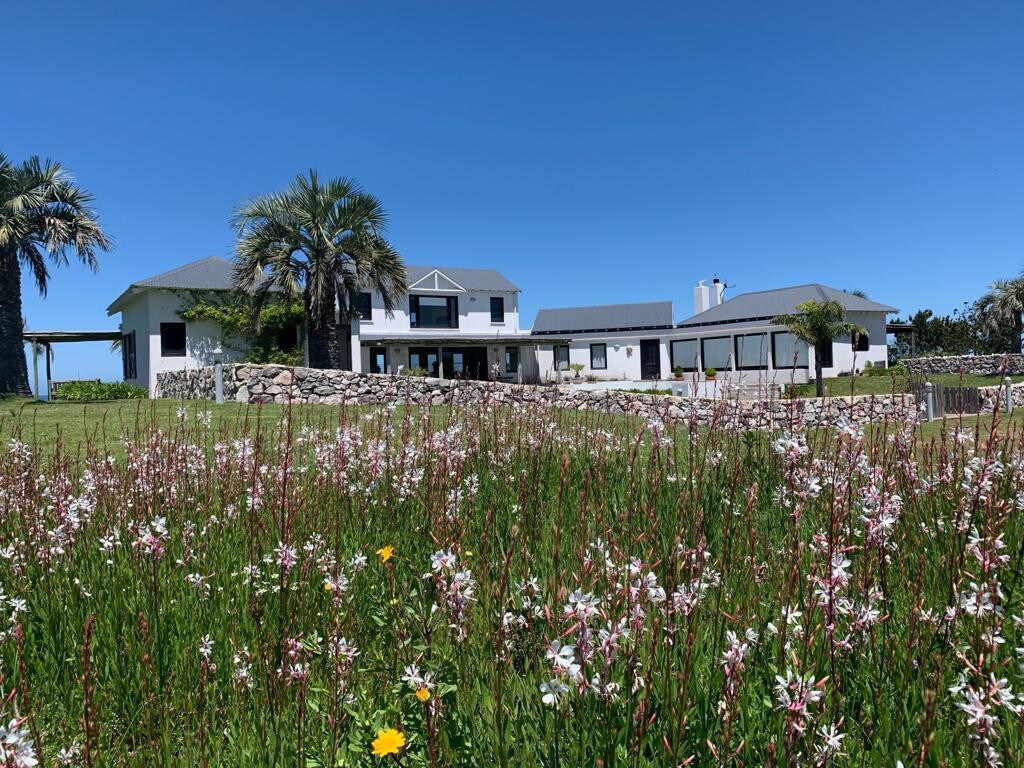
[213,345,223,364]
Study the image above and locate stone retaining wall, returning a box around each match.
[903,354,1024,376]
[157,364,921,430]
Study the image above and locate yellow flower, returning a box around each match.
[372,728,406,757]
[377,545,394,563]
[323,581,335,592]
[415,687,431,702]
[463,549,473,558]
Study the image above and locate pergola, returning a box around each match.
[22,330,122,400]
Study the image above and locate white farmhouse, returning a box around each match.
[107,257,548,393]
[531,280,897,385]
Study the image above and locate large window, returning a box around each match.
[852,331,869,352]
[734,333,769,370]
[554,345,570,371]
[160,322,186,357]
[670,339,700,371]
[356,292,372,321]
[771,332,809,368]
[490,296,505,323]
[700,336,731,371]
[589,343,607,370]
[818,342,833,369]
[410,296,458,328]
[505,346,519,374]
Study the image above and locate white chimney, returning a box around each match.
[693,280,710,315]
[711,277,725,307]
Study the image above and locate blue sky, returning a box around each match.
[8,1,1023,383]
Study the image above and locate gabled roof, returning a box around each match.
[531,301,674,335]
[107,256,265,315]
[405,265,518,292]
[677,284,898,328]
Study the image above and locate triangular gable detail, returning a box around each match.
[408,269,466,293]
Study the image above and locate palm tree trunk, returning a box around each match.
[814,344,825,398]
[0,248,31,396]
[1014,314,1023,354]
[306,295,340,369]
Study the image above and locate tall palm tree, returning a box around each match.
[233,171,407,369]
[975,278,1024,354]
[0,154,111,396]
[773,299,866,397]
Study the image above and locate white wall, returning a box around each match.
[358,287,521,337]
[534,331,672,382]
[118,293,150,389]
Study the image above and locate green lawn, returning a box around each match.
[788,372,1024,398]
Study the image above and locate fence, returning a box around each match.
[912,382,982,418]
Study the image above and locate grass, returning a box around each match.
[1,397,1023,765]
[788,371,1024,398]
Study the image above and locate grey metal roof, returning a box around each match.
[406,265,519,292]
[107,256,273,315]
[677,284,898,328]
[531,301,674,335]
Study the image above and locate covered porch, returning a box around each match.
[360,336,567,384]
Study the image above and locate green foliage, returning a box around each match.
[402,366,428,377]
[177,292,305,365]
[704,367,717,377]
[51,381,147,401]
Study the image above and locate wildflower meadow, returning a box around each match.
[0,398,1023,767]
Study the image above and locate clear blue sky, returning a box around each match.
[8,1,1023,383]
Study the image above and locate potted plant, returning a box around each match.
[704,367,717,380]
[569,362,585,379]
[672,366,685,380]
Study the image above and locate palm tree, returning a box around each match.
[773,299,866,397]
[975,278,1024,354]
[0,154,111,396]
[233,171,407,369]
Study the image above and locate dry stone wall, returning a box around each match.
[904,354,1024,376]
[157,364,922,430]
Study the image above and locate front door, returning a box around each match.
[640,339,661,380]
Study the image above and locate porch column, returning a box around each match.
[437,346,444,380]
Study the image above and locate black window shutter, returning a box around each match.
[449,297,459,328]
[409,296,419,328]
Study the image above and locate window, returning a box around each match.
[734,333,769,370]
[356,292,372,321]
[369,347,386,374]
[505,346,519,374]
[771,332,808,368]
[590,343,607,370]
[554,345,570,371]
[852,331,869,352]
[409,295,458,328]
[121,331,136,379]
[490,296,505,323]
[160,322,186,357]
[408,347,440,376]
[700,336,731,371]
[670,339,700,371]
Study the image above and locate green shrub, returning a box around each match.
[51,381,147,401]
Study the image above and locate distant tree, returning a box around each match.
[232,171,407,369]
[773,299,866,397]
[844,289,869,299]
[974,279,1024,354]
[0,154,111,396]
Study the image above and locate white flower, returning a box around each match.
[540,679,569,707]
[0,718,37,767]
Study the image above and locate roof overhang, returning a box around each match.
[23,330,122,344]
